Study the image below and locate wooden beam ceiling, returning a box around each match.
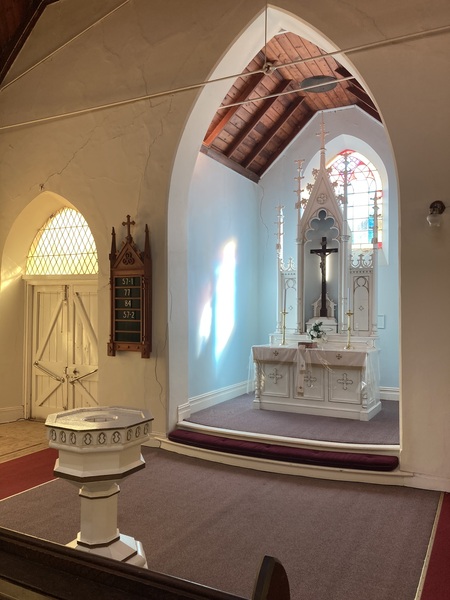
[203,33,381,181]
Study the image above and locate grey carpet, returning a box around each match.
[186,394,399,445]
[0,447,437,600]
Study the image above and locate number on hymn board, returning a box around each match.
[122,311,136,319]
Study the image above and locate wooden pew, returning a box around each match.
[253,555,290,600]
[0,527,290,600]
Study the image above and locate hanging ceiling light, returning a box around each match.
[300,75,338,93]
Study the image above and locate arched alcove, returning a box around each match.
[167,7,396,435]
[0,192,99,420]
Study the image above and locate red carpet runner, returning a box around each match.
[0,448,58,500]
[421,492,450,599]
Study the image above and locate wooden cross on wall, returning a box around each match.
[310,236,338,317]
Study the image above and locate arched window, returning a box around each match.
[26,208,98,275]
[328,150,383,251]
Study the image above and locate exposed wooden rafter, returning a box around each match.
[203,72,266,147]
[0,0,59,84]
[242,94,306,169]
[224,78,292,158]
[202,34,381,181]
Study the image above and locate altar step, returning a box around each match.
[166,424,399,473]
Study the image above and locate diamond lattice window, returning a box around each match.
[26,208,98,275]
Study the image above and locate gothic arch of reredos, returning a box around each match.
[0,191,97,419]
[167,6,395,434]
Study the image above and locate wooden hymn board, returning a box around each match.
[108,215,152,358]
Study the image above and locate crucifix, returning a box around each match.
[310,236,338,317]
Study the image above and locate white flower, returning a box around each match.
[308,320,324,340]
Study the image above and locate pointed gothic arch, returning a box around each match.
[0,192,99,420]
[167,7,394,433]
[26,207,98,276]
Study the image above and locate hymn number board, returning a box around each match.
[115,275,141,341]
[108,216,152,358]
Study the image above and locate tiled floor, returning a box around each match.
[0,420,48,463]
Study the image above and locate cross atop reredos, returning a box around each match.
[122,215,135,243]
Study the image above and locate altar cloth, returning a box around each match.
[251,344,380,420]
[252,345,368,367]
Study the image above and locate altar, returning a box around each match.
[251,115,383,421]
[252,343,381,421]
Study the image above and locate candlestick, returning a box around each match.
[345,310,353,349]
[281,311,288,345]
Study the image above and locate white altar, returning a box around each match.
[251,114,382,421]
[252,343,381,421]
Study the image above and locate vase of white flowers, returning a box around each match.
[308,321,326,341]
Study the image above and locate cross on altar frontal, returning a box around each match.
[310,236,338,317]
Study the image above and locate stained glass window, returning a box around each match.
[26,208,98,275]
[328,150,383,250]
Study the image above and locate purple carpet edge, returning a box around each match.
[168,429,399,472]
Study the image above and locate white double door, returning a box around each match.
[30,283,98,420]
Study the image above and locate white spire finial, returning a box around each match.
[318,111,328,169]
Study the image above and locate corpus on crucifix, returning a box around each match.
[310,236,338,318]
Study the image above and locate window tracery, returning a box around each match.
[328,150,383,250]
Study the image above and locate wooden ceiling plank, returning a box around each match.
[203,71,266,147]
[276,35,317,84]
[242,95,306,169]
[262,110,315,174]
[225,79,293,158]
[255,75,284,98]
[203,31,381,178]
[265,37,291,73]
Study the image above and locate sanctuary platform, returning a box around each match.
[252,339,381,421]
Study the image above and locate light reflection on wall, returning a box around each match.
[326,254,333,282]
[197,283,212,356]
[1,260,23,291]
[215,240,236,360]
[196,240,236,361]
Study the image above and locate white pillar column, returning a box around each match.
[370,198,379,337]
[275,205,284,333]
[295,159,305,333]
[340,153,350,332]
